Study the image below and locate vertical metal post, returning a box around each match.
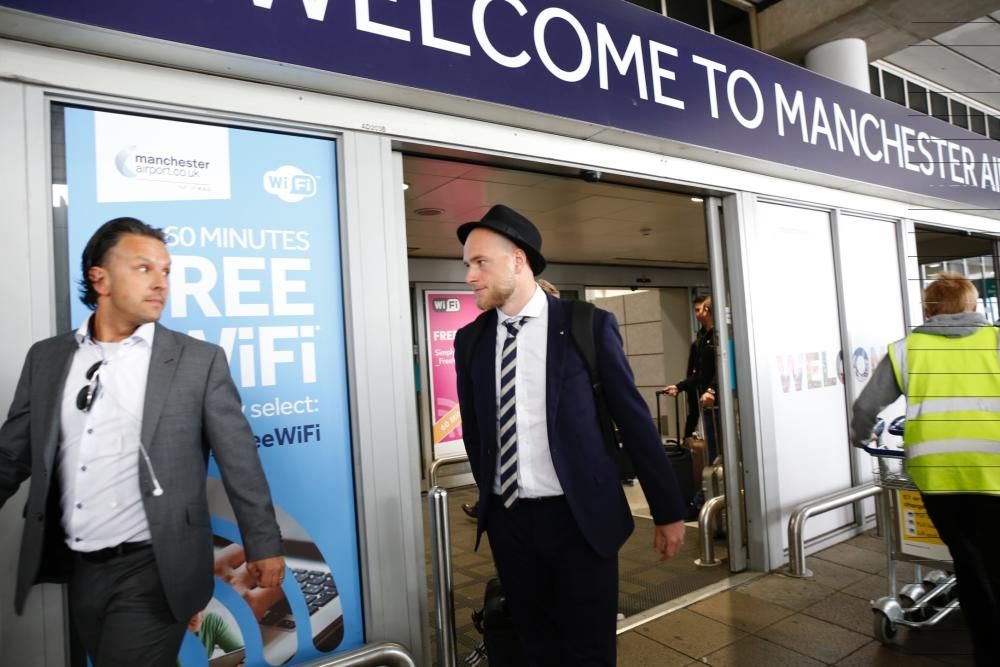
[428,487,457,667]
[704,197,747,571]
[829,210,868,526]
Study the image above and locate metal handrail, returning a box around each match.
[702,461,724,533]
[786,482,881,577]
[429,454,469,487]
[694,495,726,567]
[300,641,417,666]
[428,486,458,667]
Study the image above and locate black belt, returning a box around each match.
[78,540,153,563]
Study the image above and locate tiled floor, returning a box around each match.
[617,534,974,666]
[426,485,975,666]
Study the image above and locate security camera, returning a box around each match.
[580,169,602,183]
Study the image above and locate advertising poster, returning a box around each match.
[423,291,479,459]
[897,489,952,563]
[63,107,362,666]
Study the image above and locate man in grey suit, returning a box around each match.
[0,217,285,666]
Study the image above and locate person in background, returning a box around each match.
[851,271,1000,666]
[455,205,685,665]
[0,217,284,666]
[664,295,718,460]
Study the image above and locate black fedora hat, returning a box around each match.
[457,205,546,275]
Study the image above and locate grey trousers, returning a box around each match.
[69,546,187,667]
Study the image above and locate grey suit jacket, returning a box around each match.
[0,323,283,621]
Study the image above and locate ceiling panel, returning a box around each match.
[403,156,708,268]
[543,195,646,221]
[459,164,550,187]
[408,178,532,223]
[405,156,473,178]
[882,12,1000,113]
[403,172,453,199]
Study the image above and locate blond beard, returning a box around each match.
[475,276,515,310]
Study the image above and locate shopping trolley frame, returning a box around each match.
[863,446,959,644]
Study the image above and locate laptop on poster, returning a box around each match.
[208,647,245,667]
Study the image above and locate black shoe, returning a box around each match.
[462,502,478,519]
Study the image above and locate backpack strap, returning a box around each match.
[569,301,619,459]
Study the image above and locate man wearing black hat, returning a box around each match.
[454,205,687,666]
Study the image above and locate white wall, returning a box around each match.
[0,81,67,667]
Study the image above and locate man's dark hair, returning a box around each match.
[79,217,167,310]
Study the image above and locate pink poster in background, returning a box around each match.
[425,291,481,457]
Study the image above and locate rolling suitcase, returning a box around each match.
[656,391,696,513]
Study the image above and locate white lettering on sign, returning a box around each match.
[168,244,319,388]
[244,0,1000,197]
[596,23,647,100]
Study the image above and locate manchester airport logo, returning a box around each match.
[263,165,318,203]
[94,111,231,203]
[114,145,214,180]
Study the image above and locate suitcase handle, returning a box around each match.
[654,389,682,445]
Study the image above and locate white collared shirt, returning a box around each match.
[57,317,155,551]
[493,285,563,498]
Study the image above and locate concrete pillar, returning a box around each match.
[804,38,869,91]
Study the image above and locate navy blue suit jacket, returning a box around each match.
[454,295,685,558]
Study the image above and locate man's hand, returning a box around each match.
[699,391,716,408]
[653,521,685,560]
[247,556,286,588]
[664,385,679,397]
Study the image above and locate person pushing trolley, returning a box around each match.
[851,271,1000,666]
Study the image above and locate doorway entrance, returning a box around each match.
[399,149,748,652]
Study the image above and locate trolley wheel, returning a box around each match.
[898,583,925,609]
[873,611,898,644]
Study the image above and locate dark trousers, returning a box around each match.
[921,493,1000,667]
[69,546,187,667]
[486,496,618,667]
[703,407,719,463]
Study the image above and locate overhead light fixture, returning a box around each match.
[402,182,410,191]
[690,197,704,203]
[414,207,444,216]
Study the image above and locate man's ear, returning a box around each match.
[513,248,527,273]
[88,266,109,297]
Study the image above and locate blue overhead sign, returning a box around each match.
[3,0,999,209]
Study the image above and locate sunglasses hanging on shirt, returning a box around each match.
[76,360,103,412]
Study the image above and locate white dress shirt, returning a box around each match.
[57,318,155,551]
[493,285,564,498]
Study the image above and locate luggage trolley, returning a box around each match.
[864,444,960,644]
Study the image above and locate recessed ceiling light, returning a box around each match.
[414,207,444,216]
[690,197,704,203]
[402,182,410,191]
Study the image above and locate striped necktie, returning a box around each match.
[498,317,526,508]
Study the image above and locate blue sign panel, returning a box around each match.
[63,106,362,666]
[7,0,1000,209]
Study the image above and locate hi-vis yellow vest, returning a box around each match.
[887,325,1000,495]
